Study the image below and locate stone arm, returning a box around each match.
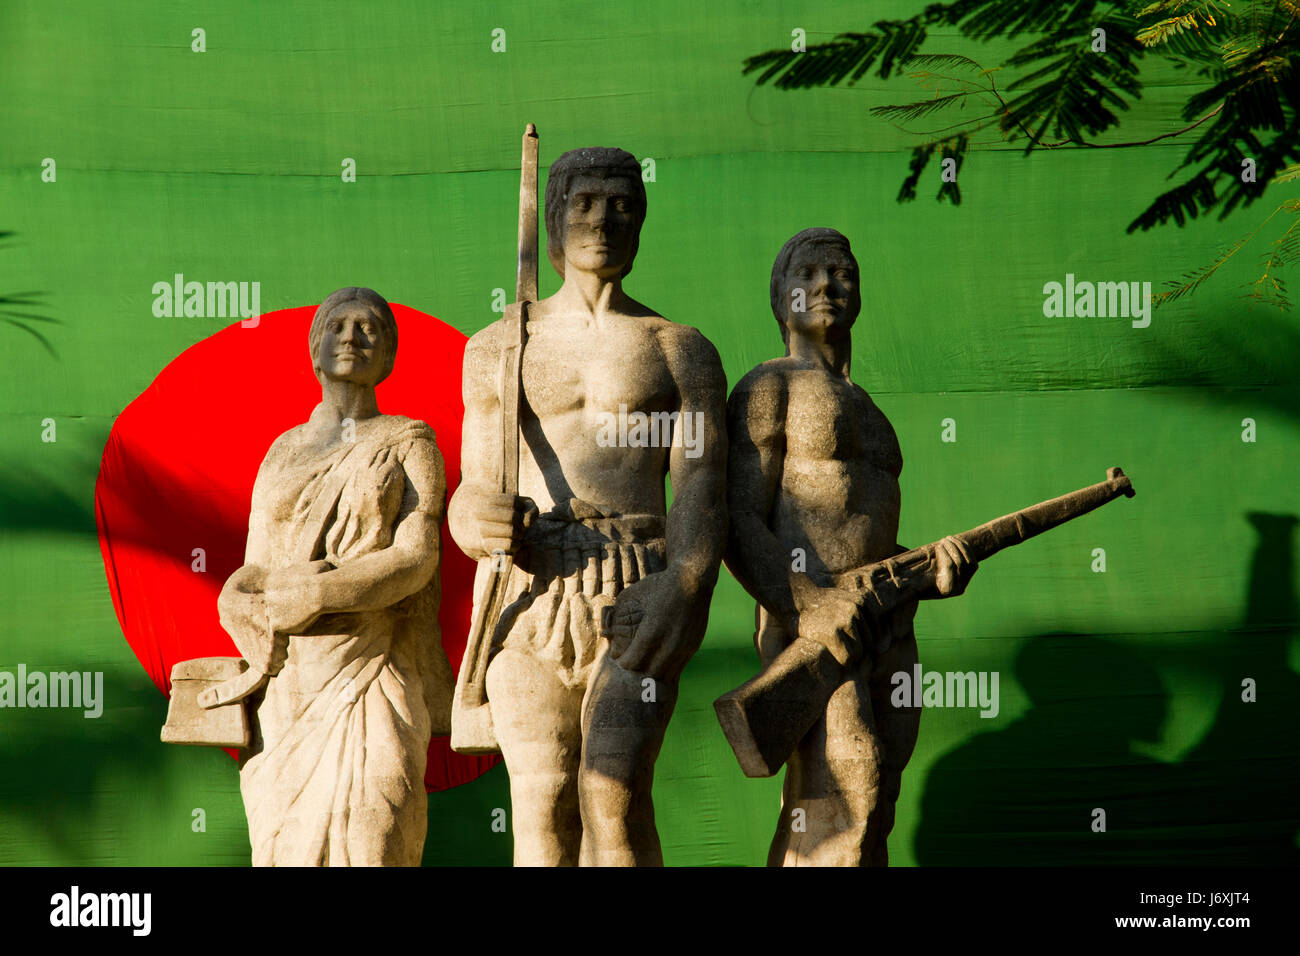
[663,327,728,589]
[446,326,534,560]
[240,436,283,570]
[721,370,800,633]
[606,326,728,679]
[219,435,295,671]
[267,438,446,634]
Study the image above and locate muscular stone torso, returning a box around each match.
[773,363,902,580]
[469,302,683,516]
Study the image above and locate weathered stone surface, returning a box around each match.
[448,146,728,866]
[198,287,451,866]
[721,229,978,867]
[161,657,251,748]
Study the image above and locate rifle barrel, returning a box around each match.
[955,467,1134,562]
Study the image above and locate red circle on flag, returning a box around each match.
[94,304,498,791]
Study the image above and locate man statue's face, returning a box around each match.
[561,173,640,277]
[316,302,389,386]
[782,243,861,339]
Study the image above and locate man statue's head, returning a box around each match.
[545,147,647,280]
[769,228,861,351]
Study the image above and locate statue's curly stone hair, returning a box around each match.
[544,147,647,280]
[309,287,399,383]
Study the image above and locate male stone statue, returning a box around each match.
[448,147,727,866]
[215,287,452,866]
[724,229,978,866]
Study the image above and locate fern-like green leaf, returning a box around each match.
[1275,164,1300,184]
[1137,14,1201,48]
[870,92,972,122]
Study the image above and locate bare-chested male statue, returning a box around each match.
[725,228,978,867]
[448,147,727,866]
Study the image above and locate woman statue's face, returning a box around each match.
[316,302,390,386]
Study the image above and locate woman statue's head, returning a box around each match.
[309,287,399,387]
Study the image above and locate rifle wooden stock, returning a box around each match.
[714,467,1136,778]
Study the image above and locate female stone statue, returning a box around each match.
[217,286,452,866]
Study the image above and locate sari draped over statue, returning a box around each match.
[222,415,451,866]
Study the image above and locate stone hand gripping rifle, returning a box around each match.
[714,467,1137,778]
[450,123,538,753]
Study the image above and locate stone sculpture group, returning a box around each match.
[160,130,1136,867]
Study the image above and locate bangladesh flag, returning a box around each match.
[1,0,1296,869]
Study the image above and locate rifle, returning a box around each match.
[450,123,538,754]
[714,467,1136,778]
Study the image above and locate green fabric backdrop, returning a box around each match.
[1,0,1296,865]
